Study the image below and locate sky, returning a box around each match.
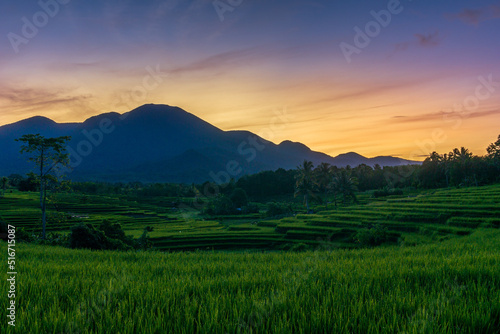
[1,0,499,160]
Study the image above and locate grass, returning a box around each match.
[1,229,499,333]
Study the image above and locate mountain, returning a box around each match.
[0,104,421,183]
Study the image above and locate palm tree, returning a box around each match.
[449,147,473,186]
[295,160,316,212]
[487,135,500,164]
[331,170,358,205]
[314,162,332,209]
[0,177,7,197]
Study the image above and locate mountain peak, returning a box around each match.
[335,152,366,159]
[15,115,56,127]
[127,103,183,116]
[278,140,311,152]
[82,112,121,126]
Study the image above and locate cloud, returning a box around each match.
[0,85,96,125]
[166,47,280,77]
[389,31,441,57]
[414,31,440,47]
[391,109,500,124]
[447,4,500,25]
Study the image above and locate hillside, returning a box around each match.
[0,104,420,183]
[2,183,499,251]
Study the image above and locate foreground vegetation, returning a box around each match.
[1,229,499,333]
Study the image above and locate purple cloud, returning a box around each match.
[448,4,500,25]
[414,31,440,47]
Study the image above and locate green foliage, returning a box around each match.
[68,221,136,251]
[266,202,293,217]
[241,202,259,214]
[204,195,236,216]
[236,168,296,199]
[229,188,248,208]
[69,223,107,250]
[18,173,38,192]
[355,224,391,247]
[373,188,404,198]
[99,220,126,241]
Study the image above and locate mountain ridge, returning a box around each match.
[0,104,421,183]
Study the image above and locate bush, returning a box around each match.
[69,222,135,251]
[241,203,259,214]
[266,202,292,217]
[69,224,106,250]
[204,195,236,216]
[99,220,126,241]
[355,225,390,247]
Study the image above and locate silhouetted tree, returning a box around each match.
[331,170,358,204]
[295,160,316,212]
[487,135,500,161]
[16,134,71,239]
[449,147,473,186]
[315,162,332,209]
[419,152,446,188]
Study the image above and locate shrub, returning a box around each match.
[99,220,126,241]
[266,202,292,217]
[69,224,106,250]
[204,195,236,215]
[241,203,259,214]
[355,225,390,247]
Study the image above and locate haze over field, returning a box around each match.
[1,0,499,160]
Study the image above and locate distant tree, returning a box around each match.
[16,134,71,239]
[331,170,358,205]
[295,160,316,212]
[486,134,500,182]
[0,177,7,197]
[229,188,248,208]
[7,174,23,188]
[487,135,500,164]
[449,147,473,186]
[17,173,39,192]
[419,152,446,188]
[314,163,332,209]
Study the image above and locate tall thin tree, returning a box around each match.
[16,134,71,239]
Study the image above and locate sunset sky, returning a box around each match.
[1,0,499,160]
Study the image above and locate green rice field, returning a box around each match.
[1,184,500,333]
[1,228,499,333]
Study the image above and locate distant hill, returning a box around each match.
[0,104,421,183]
